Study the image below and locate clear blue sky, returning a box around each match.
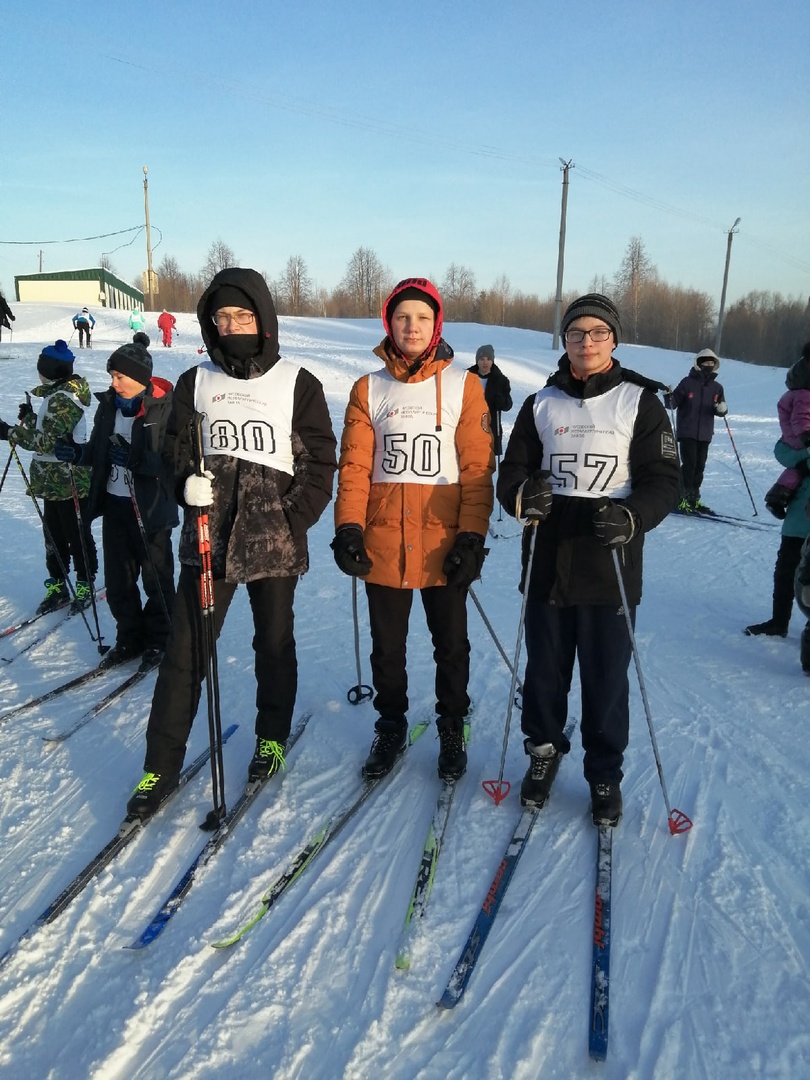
[3,0,808,309]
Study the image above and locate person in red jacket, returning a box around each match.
[156,310,177,347]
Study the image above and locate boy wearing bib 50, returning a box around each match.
[332,278,494,781]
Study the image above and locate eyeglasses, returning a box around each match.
[212,311,256,328]
[563,327,613,344]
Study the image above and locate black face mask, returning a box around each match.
[219,334,259,363]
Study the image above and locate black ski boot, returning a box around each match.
[363,717,407,779]
[126,771,179,820]
[801,625,810,675]
[436,717,467,781]
[248,737,287,783]
[519,739,562,808]
[744,620,788,638]
[36,577,69,615]
[590,781,623,827]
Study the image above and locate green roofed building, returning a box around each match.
[14,267,144,310]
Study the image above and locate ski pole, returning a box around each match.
[468,584,523,699]
[496,411,503,523]
[0,447,13,497]
[193,412,227,831]
[610,547,692,835]
[67,465,109,655]
[482,519,538,806]
[723,417,758,516]
[347,577,372,705]
[121,458,172,628]
[11,447,98,644]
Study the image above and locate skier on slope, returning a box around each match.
[71,307,96,348]
[157,309,177,347]
[664,348,727,512]
[497,294,680,827]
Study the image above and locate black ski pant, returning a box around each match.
[143,566,298,777]
[771,534,805,630]
[522,598,634,785]
[678,438,710,497]
[102,497,175,652]
[365,581,471,722]
[76,323,91,347]
[42,497,97,582]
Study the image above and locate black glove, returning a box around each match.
[442,532,487,587]
[517,471,553,522]
[714,401,728,417]
[54,436,81,463]
[0,420,9,441]
[17,401,34,423]
[330,525,373,577]
[109,434,132,468]
[663,393,673,410]
[593,500,638,547]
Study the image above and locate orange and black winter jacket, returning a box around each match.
[335,338,495,590]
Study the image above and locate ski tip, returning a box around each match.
[394,953,411,973]
[436,994,459,1011]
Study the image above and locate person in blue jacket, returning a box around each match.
[665,349,727,511]
[72,307,96,348]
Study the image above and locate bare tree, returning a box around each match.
[277,255,313,316]
[614,237,658,343]
[442,264,477,321]
[99,253,117,276]
[339,247,386,317]
[202,238,237,281]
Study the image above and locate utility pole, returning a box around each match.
[143,166,155,311]
[38,250,43,273]
[552,159,574,351]
[714,216,740,355]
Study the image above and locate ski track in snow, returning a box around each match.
[0,305,807,1078]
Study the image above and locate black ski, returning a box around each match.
[0,654,130,728]
[2,590,108,664]
[42,665,156,744]
[0,724,238,972]
[125,712,312,949]
[671,508,776,532]
[0,604,68,639]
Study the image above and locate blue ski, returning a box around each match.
[589,825,613,1061]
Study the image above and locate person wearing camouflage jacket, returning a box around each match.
[0,340,97,609]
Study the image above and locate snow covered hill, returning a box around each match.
[0,303,806,1079]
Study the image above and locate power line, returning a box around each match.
[0,226,144,246]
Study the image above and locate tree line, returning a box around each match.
[118,237,810,367]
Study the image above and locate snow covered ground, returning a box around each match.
[0,302,806,1080]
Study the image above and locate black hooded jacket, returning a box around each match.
[497,355,679,606]
[167,267,337,582]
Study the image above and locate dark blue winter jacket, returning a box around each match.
[669,367,726,443]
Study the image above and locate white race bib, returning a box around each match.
[193,359,299,475]
[366,367,467,486]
